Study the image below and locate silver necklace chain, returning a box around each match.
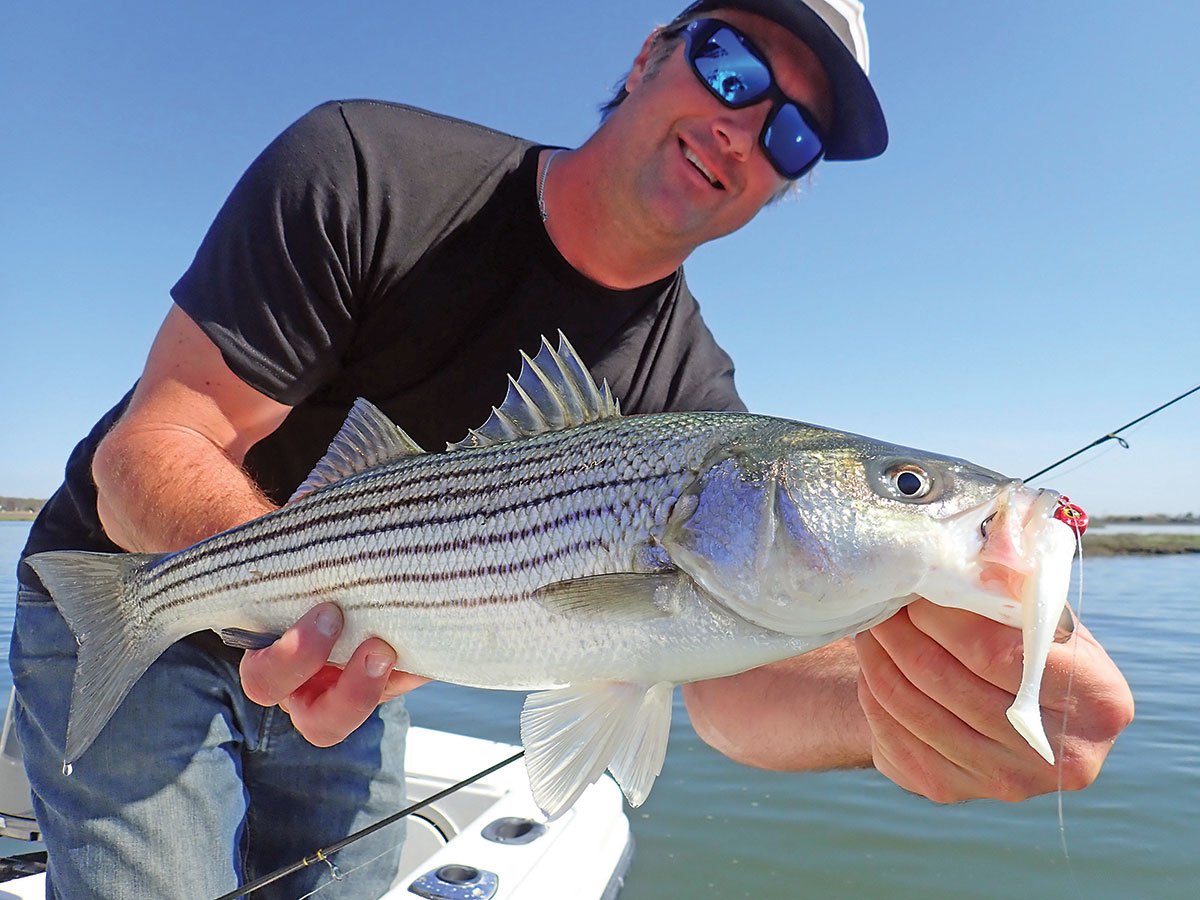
[537,149,565,222]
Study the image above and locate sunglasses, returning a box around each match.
[683,18,826,180]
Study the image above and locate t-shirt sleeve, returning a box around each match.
[171,101,365,405]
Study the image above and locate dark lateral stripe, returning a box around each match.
[144,503,615,609]
[142,469,637,600]
[142,466,678,605]
[145,432,641,591]
[146,534,607,622]
[340,592,527,611]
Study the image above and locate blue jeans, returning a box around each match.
[9,584,409,899]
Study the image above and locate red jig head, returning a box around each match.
[1054,496,1089,535]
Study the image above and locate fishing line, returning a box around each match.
[1030,386,1195,870]
[211,749,524,900]
[296,841,397,900]
[1026,382,1200,481]
[1055,524,1086,898]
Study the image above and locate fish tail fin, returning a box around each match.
[26,549,174,765]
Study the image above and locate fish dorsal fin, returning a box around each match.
[287,398,425,504]
[447,332,621,451]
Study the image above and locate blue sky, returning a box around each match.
[1,1,1196,515]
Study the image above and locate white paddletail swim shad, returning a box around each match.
[28,333,1079,817]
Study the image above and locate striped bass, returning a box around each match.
[28,333,1080,818]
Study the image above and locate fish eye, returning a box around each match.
[889,465,932,499]
[868,457,950,505]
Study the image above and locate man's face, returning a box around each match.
[613,8,834,247]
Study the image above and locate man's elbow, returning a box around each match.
[91,427,136,549]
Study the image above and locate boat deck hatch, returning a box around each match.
[481,817,546,845]
[408,864,499,899]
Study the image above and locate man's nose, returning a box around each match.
[711,103,769,161]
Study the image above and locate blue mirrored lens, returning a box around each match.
[763,103,822,176]
[692,27,771,106]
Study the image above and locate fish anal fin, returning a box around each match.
[532,573,680,622]
[606,682,675,808]
[447,332,621,450]
[288,398,425,504]
[520,681,675,819]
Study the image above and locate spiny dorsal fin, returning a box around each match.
[448,331,621,451]
[288,398,425,504]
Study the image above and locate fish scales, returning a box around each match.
[133,413,756,683]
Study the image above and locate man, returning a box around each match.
[12,1,1133,896]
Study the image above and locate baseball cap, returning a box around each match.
[672,0,888,160]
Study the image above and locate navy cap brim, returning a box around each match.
[675,0,888,160]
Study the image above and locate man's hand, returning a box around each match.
[856,598,1134,803]
[684,599,1133,804]
[239,603,430,747]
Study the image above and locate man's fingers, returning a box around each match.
[865,608,1030,751]
[240,603,343,706]
[856,674,977,804]
[238,602,432,747]
[862,601,1135,801]
[857,624,1019,775]
[286,638,398,747]
[902,599,1027,694]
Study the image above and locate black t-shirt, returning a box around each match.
[20,100,745,586]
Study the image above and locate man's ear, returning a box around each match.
[624,27,665,95]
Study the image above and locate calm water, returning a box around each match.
[2,520,1197,898]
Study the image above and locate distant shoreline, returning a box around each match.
[1080,533,1200,556]
[1092,514,1198,526]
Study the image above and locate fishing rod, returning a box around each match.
[213,749,524,900]
[219,382,1197,899]
[1025,382,1199,481]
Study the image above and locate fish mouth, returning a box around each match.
[916,485,1063,618]
[917,484,1081,763]
[977,488,1065,604]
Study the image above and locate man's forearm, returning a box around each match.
[93,424,276,553]
[682,639,873,771]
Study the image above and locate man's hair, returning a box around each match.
[597,11,806,203]
[598,14,701,121]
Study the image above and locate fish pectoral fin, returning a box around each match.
[531,573,681,622]
[520,681,675,819]
[217,627,284,650]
